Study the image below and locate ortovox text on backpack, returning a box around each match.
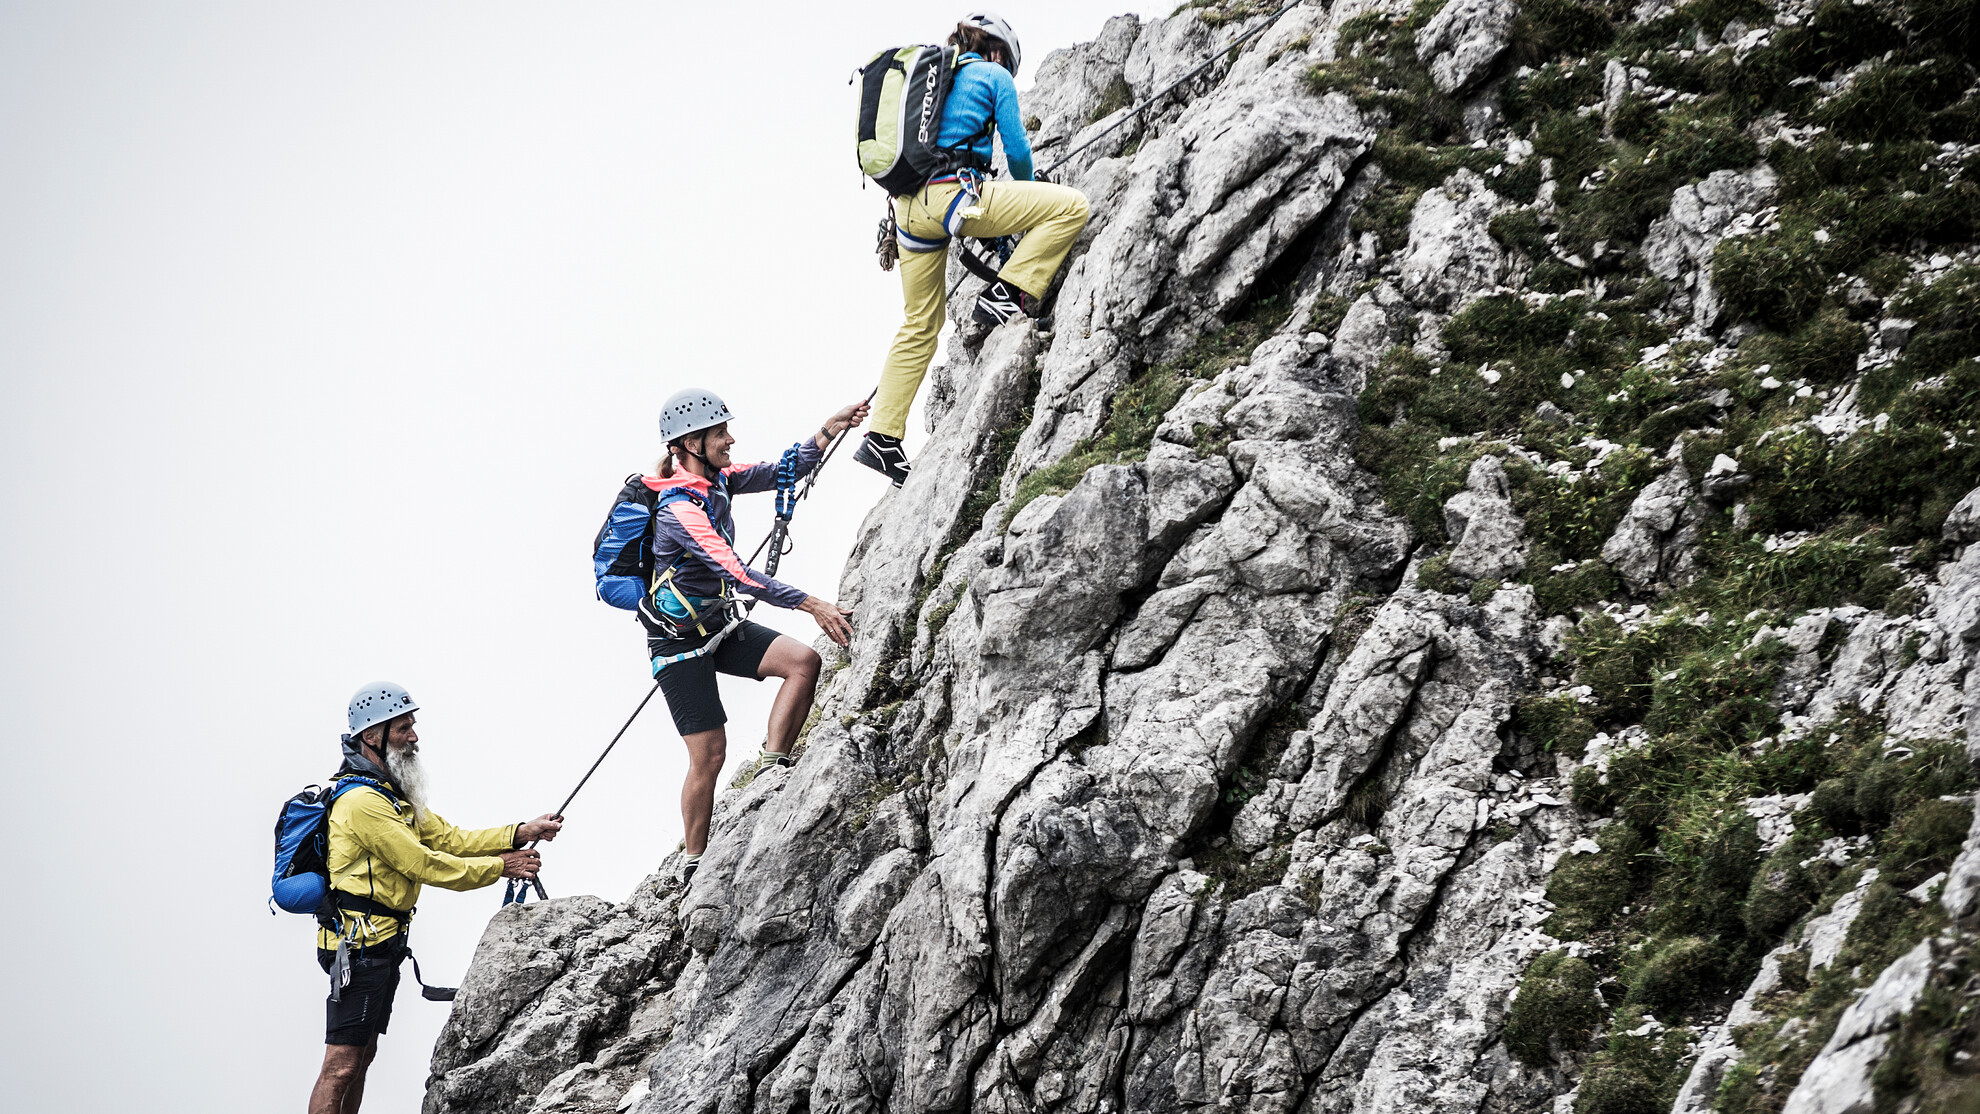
[856,45,982,195]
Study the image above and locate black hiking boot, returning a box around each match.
[972,279,1039,327]
[854,431,911,488]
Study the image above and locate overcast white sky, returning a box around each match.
[0,3,1147,1110]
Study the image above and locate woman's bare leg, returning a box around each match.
[680,726,727,854]
[757,635,822,754]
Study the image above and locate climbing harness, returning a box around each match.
[326,894,457,1002]
[645,584,746,671]
[898,167,992,272]
[503,391,877,907]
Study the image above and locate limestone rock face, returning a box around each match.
[1600,461,1702,595]
[1641,166,1778,327]
[1441,455,1528,580]
[1398,170,1509,311]
[1780,939,1936,1114]
[1414,0,1518,94]
[424,4,1980,1113]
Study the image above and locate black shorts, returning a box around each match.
[317,940,405,1046]
[650,619,782,735]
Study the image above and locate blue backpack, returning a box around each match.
[593,476,735,644]
[591,474,712,612]
[590,449,805,631]
[270,775,399,919]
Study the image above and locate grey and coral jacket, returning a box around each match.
[593,441,822,616]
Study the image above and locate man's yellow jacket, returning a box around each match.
[316,781,516,950]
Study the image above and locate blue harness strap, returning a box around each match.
[898,223,949,254]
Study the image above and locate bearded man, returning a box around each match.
[308,682,563,1114]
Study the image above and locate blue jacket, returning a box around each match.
[939,54,1033,181]
[644,442,822,611]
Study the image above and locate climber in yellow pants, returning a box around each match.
[852,15,1091,487]
[876,178,1090,439]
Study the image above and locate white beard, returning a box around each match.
[385,744,432,826]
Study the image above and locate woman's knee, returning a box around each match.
[683,728,727,771]
[792,645,821,684]
[762,638,821,682]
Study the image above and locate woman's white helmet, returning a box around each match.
[347,682,418,738]
[658,388,735,444]
[960,11,1021,74]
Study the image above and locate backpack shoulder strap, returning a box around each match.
[655,486,710,514]
[647,486,712,585]
[328,775,405,814]
[936,51,997,168]
[625,476,664,560]
[620,473,658,505]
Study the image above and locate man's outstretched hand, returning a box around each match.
[517,813,563,843]
[499,849,541,880]
[800,596,855,647]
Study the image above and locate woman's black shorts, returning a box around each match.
[649,620,783,735]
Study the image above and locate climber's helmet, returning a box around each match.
[957,11,1022,75]
[658,388,735,445]
[347,681,419,740]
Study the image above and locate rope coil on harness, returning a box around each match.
[503,389,876,908]
[772,443,802,526]
[877,207,900,272]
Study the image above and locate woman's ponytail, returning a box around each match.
[949,23,1004,60]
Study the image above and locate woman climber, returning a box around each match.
[853,11,1092,488]
[634,388,865,883]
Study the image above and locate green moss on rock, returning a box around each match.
[1626,935,1726,1015]
[1507,950,1602,1065]
[1547,822,1648,939]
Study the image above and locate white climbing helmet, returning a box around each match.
[960,11,1021,74]
[347,681,418,738]
[658,388,735,444]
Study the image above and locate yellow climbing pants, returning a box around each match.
[873,179,1091,439]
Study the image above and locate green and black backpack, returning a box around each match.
[855,45,982,195]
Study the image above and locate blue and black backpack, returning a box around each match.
[270,775,400,923]
[591,474,716,631]
[591,450,806,639]
[592,475,668,613]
